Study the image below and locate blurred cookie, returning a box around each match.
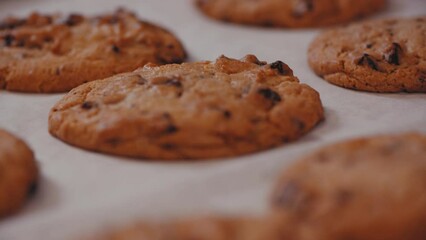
[0,129,38,218]
[308,17,426,92]
[49,55,324,160]
[195,0,386,28]
[0,9,186,93]
[89,216,294,240]
[272,133,426,240]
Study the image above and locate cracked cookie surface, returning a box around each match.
[272,133,426,240]
[195,0,386,28]
[48,55,324,160]
[0,129,38,218]
[308,17,426,92]
[0,9,186,93]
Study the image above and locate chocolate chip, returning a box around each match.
[106,138,121,146]
[384,43,402,65]
[112,45,120,53]
[55,68,61,76]
[81,101,96,110]
[0,19,26,30]
[64,14,84,26]
[258,88,282,103]
[223,110,232,119]
[27,181,38,198]
[161,143,175,150]
[366,43,373,49]
[270,61,293,76]
[357,54,379,71]
[419,72,426,83]
[165,125,178,134]
[292,0,314,17]
[3,34,14,47]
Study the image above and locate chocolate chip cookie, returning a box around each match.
[272,133,426,240]
[0,129,38,218]
[48,55,324,160]
[0,9,186,93]
[195,0,386,28]
[308,17,426,92]
[88,216,294,240]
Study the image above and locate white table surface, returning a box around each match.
[0,0,425,239]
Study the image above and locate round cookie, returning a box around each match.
[0,9,186,93]
[195,0,386,28]
[271,133,426,240]
[48,55,324,160]
[0,129,38,218]
[88,216,293,240]
[308,17,426,92]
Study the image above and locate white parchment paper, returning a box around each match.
[0,0,425,239]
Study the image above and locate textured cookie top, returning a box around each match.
[0,9,186,92]
[272,133,426,240]
[308,17,426,92]
[0,129,38,218]
[196,0,386,28]
[49,55,324,160]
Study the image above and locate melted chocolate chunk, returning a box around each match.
[165,125,178,134]
[64,14,84,26]
[0,19,26,30]
[81,101,96,110]
[3,34,14,46]
[270,61,293,76]
[223,110,232,119]
[112,45,120,53]
[384,42,402,65]
[419,72,426,83]
[258,88,282,103]
[161,143,175,150]
[357,54,379,71]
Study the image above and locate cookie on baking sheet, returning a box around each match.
[308,17,426,92]
[88,216,294,240]
[271,133,426,240]
[195,0,386,28]
[48,55,324,160]
[0,9,186,93]
[0,129,38,218]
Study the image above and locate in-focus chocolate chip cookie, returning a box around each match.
[308,17,426,92]
[49,55,324,160]
[195,0,386,28]
[0,9,186,93]
[272,133,426,240]
[0,129,38,218]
